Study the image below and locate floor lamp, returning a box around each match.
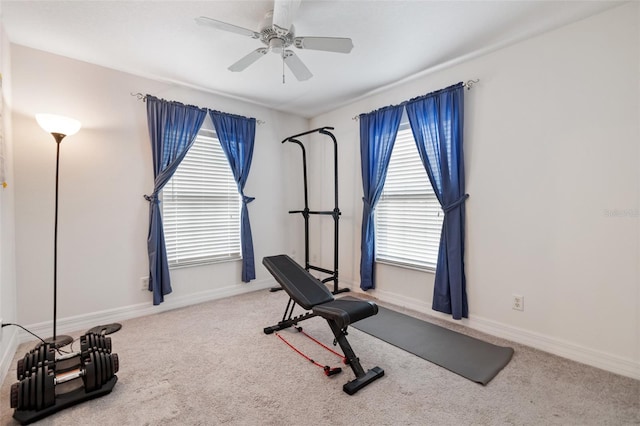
[36,113,81,349]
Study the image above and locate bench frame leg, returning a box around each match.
[264,298,319,334]
[326,320,384,395]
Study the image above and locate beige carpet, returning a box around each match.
[1,290,639,425]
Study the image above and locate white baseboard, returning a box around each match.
[5,278,638,383]
[17,279,274,345]
[465,313,640,380]
[0,327,19,387]
[349,284,640,380]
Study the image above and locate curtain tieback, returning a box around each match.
[242,195,255,204]
[362,197,372,209]
[144,194,160,204]
[443,193,469,213]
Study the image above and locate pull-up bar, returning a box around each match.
[281,126,335,142]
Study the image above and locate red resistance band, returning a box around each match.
[294,326,347,364]
[275,327,345,377]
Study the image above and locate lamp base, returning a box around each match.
[44,335,73,349]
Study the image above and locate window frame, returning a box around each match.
[374,121,443,272]
[161,128,242,268]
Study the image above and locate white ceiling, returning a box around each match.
[1,0,622,118]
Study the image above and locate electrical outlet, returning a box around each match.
[512,295,524,311]
[140,277,149,291]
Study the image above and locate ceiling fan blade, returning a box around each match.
[228,48,268,72]
[283,50,312,81]
[195,16,260,39]
[294,37,354,54]
[272,0,301,34]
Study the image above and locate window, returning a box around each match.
[375,123,443,271]
[162,130,241,267]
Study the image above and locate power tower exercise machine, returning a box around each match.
[264,129,384,394]
[273,126,348,295]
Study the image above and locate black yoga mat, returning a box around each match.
[345,297,514,385]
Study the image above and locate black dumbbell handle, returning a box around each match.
[54,368,83,385]
[51,352,119,385]
[56,351,85,362]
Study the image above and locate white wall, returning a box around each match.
[311,3,639,378]
[0,17,18,381]
[10,45,307,336]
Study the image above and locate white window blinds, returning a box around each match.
[162,130,242,267]
[375,123,443,270]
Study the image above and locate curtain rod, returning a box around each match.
[351,79,479,121]
[130,92,266,125]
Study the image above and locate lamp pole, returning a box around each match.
[50,133,71,347]
[36,115,81,349]
[45,132,73,348]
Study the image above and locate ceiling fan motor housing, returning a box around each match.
[259,11,295,52]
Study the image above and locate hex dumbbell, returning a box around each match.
[10,351,119,411]
[17,332,112,380]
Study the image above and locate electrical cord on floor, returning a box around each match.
[0,322,81,355]
[1,322,46,344]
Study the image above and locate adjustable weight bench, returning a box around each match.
[263,255,384,395]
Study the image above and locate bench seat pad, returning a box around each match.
[312,299,378,330]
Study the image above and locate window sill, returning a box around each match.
[169,256,242,270]
[375,259,436,274]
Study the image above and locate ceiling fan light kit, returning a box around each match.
[196,1,353,82]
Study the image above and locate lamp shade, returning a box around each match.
[36,114,81,136]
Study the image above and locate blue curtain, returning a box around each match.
[406,83,469,319]
[145,96,207,305]
[209,110,256,282]
[359,104,404,290]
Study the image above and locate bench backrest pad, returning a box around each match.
[263,255,334,310]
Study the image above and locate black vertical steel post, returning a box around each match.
[319,128,342,294]
[298,141,310,270]
[288,139,309,270]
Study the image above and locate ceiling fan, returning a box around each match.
[195,0,353,82]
